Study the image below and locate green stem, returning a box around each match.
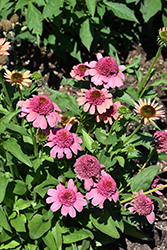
[18,87,23,100]
[105,116,120,151]
[29,125,38,157]
[137,46,162,96]
[122,119,144,146]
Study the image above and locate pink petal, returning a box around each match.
[53,103,61,112]
[119,65,126,71]
[69,206,76,218]
[67,179,75,189]
[26,112,38,122]
[146,211,155,224]
[50,146,59,158]
[61,205,69,216]
[65,123,72,131]
[47,114,56,127]
[46,197,57,204]
[32,115,41,128]
[50,202,62,212]
[44,141,55,148]
[84,178,94,191]
[92,193,103,206]
[112,191,119,203]
[86,189,97,200]
[47,189,58,196]
[89,105,95,114]
[77,97,87,105]
[83,102,90,112]
[64,148,72,159]
[96,53,103,60]
[39,115,47,129]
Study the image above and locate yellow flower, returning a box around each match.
[4,69,32,89]
[0,38,11,56]
[134,98,165,124]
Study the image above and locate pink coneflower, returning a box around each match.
[86,170,119,208]
[17,95,61,129]
[85,53,125,89]
[152,130,167,153]
[70,63,90,80]
[124,189,155,224]
[44,123,82,159]
[4,69,32,89]
[77,87,113,114]
[46,179,87,218]
[150,175,164,196]
[73,154,104,191]
[96,101,121,125]
[134,98,165,124]
[0,38,11,55]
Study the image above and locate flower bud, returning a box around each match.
[0,20,12,32]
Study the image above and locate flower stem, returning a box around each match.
[29,125,38,157]
[18,87,23,100]
[137,46,162,96]
[122,119,144,146]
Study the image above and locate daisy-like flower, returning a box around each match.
[124,189,155,224]
[157,27,167,47]
[86,170,119,208]
[152,130,167,153]
[96,101,121,125]
[46,179,87,218]
[134,98,165,124]
[0,38,11,56]
[150,175,164,196]
[85,53,125,89]
[4,69,32,89]
[77,87,113,115]
[17,95,61,129]
[73,154,104,191]
[70,62,90,80]
[44,123,82,159]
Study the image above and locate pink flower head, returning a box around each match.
[152,130,167,153]
[17,95,61,130]
[73,154,104,191]
[77,87,113,114]
[96,101,121,125]
[85,53,125,89]
[86,170,119,208]
[150,175,164,196]
[46,179,87,218]
[44,123,82,159]
[70,62,90,80]
[124,190,155,224]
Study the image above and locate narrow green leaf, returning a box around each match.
[63,228,93,244]
[90,209,120,239]
[3,123,29,136]
[0,109,20,134]
[28,214,51,239]
[0,240,20,249]
[119,92,135,106]
[85,0,97,16]
[82,129,94,153]
[52,222,62,250]
[79,18,93,51]
[131,165,160,192]
[43,230,57,250]
[0,206,12,232]
[3,138,32,167]
[0,175,9,203]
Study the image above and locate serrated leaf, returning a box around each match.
[15,0,29,11]
[27,2,43,35]
[104,1,138,22]
[43,0,65,18]
[3,138,32,167]
[131,165,160,192]
[79,18,93,51]
[85,0,97,16]
[0,0,9,10]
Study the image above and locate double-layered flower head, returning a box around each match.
[96,101,121,125]
[4,69,32,89]
[44,123,82,159]
[17,95,61,129]
[86,170,119,208]
[85,53,125,89]
[134,98,165,124]
[73,154,104,191]
[124,190,155,224]
[0,38,11,55]
[46,179,87,218]
[152,130,167,154]
[77,87,113,114]
[70,63,90,80]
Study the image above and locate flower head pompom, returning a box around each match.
[70,63,90,80]
[96,101,121,125]
[85,53,125,89]
[77,87,113,115]
[150,175,164,196]
[46,179,87,218]
[134,98,165,124]
[0,38,11,56]
[152,130,167,154]
[44,123,82,159]
[4,69,32,89]
[158,27,167,47]
[124,190,155,224]
[17,95,61,129]
[73,154,104,191]
[86,170,119,208]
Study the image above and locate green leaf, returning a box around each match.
[124,222,153,240]
[159,152,167,162]
[94,128,107,144]
[82,129,94,153]
[0,175,9,203]
[85,0,97,16]
[10,214,26,232]
[52,222,62,250]
[14,199,32,211]
[15,0,29,11]
[43,0,65,18]
[0,110,20,134]
[13,180,27,195]
[103,132,117,145]
[0,206,12,232]
[131,165,160,192]
[149,195,163,210]
[3,138,32,167]
[28,214,51,239]
[27,2,43,35]
[116,156,125,167]
[32,0,46,7]
[79,18,93,51]
[43,230,57,250]
[0,0,9,10]
[119,92,135,106]
[104,1,138,22]
[140,0,162,22]
[0,240,20,249]
[3,123,29,136]
[90,209,120,239]
[63,228,93,244]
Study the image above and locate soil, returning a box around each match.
[8,39,167,250]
